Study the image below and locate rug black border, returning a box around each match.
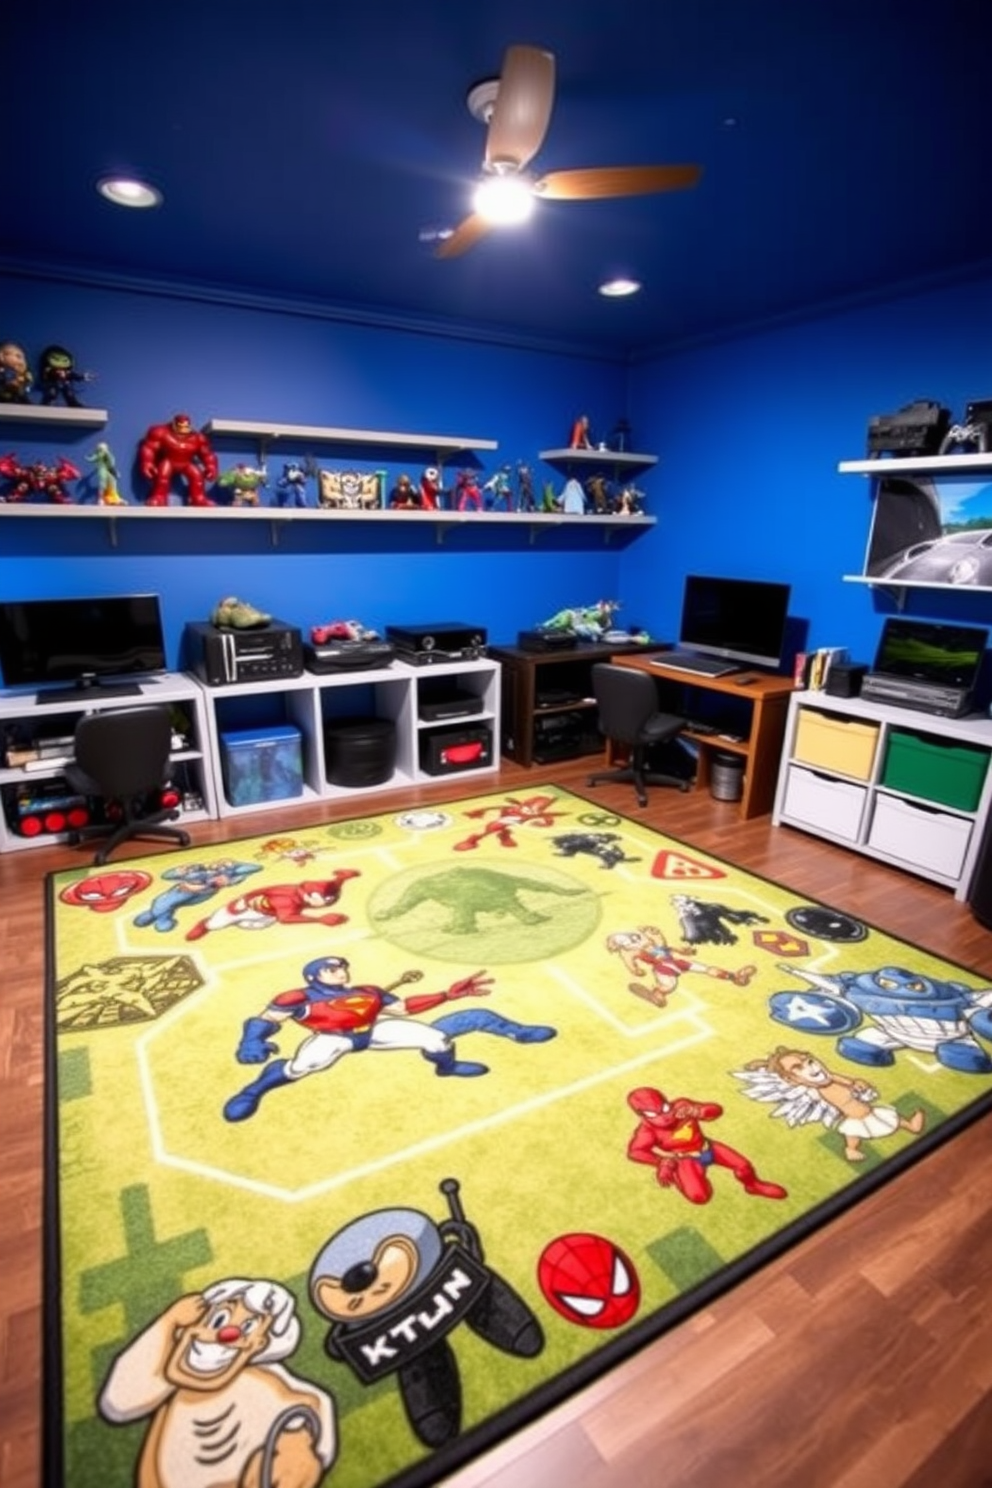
[40,783,992,1488]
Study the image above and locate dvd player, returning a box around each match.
[859,672,974,718]
[385,622,487,660]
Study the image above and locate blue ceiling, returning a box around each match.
[4,0,989,358]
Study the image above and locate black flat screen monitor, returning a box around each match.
[0,593,168,704]
[871,617,988,689]
[678,574,792,670]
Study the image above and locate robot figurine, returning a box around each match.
[139,413,218,507]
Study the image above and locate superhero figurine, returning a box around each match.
[309,1178,543,1448]
[0,452,80,503]
[0,342,32,403]
[37,344,95,407]
[138,413,218,507]
[454,469,482,511]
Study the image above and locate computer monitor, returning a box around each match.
[0,593,168,704]
[871,617,988,690]
[678,575,791,670]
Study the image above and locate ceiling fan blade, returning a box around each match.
[485,45,555,171]
[434,213,493,260]
[534,164,703,200]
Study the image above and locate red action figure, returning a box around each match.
[0,451,80,503]
[138,412,218,507]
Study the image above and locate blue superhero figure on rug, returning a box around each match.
[223,955,556,1121]
[768,962,992,1073]
[132,859,261,933]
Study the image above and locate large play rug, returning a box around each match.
[45,786,992,1488]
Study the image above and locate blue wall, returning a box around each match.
[626,270,992,665]
[2,266,991,674]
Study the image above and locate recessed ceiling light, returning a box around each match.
[598,277,642,298]
[97,177,163,209]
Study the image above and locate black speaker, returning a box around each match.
[324,717,396,787]
[825,663,868,698]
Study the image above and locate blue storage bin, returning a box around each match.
[220,724,303,806]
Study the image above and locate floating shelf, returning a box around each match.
[0,404,108,429]
[204,418,497,457]
[838,454,992,476]
[539,447,658,471]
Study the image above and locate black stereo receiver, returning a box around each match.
[859,672,973,719]
[184,620,304,686]
[385,621,487,665]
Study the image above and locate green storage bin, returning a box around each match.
[880,729,989,812]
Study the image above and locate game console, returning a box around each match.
[386,621,487,665]
[305,640,396,673]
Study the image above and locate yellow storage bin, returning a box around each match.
[793,708,880,781]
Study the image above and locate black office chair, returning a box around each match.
[587,663,691,807]
[64,705,191,864]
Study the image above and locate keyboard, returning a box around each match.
[652,650,740,678]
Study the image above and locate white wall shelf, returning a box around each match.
[838,453,992,477]
[540,447,658,473]
[204,418,498,461]
[0,403,108,429]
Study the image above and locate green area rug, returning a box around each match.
[45,786,992,1488]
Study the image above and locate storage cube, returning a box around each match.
[419,723,493,776]
[220,724,303,806]
[880,729,989,812]
[782,764,868,843]
[867,794,973,880]
[793,708,880,780]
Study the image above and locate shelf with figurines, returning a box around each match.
[0,408,656,546]
[0,339,107,426]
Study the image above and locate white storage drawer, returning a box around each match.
[867,794,973,880]
[782,764,868,843]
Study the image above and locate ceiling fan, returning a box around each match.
[435,44,702,259]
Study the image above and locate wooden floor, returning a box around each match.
[4,756,992,1488]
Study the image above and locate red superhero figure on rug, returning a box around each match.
[139,412,218,507]
[626,1085,787,1205]
[185,870,359,940]
[454,793,566,850]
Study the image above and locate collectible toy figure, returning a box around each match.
[138,413,218,507]
[37,344,95,407]
[569,413,593,449]
[541,599,620,639]
[216,462,268,506]
[275,459,313,508]
[0,452,80,503]
[516,460,536,511]
[211,596,272,629]
[388,473,420,509]
[86,441,127,505]
[419,466,442,509]
[318,469,381,509]
[454,469,482,511]
[0,342,32,403]
[482,464,513,511]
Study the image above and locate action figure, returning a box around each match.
[37,344,95,408]
[516,460,536,511]
[86,441,127,505]
[454,469,482,511]
[569,413,593,449]
[419,466,442,509]
[0,342,32,403]
[216,462,268,507]
[138,413,218,507]
[0,451,80,503]
[482,464,513,511]
[388,472,420,509]
[274,459,313,508]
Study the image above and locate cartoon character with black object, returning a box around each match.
[37,343,95,406]
[223,956,555,1121]
[309,1178,543,1448]
[98,1275,336,1487]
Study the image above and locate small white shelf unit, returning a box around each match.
[197,655,501,821]
[0,404,109,429]
[0,673,217,854]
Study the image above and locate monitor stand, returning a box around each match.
[36,680,143,707]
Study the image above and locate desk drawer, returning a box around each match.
[782,764,868,843]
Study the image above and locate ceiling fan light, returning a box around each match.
[473,174,534,226]
[97,176,163,209]
[598,277,642,298]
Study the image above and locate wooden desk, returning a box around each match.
[609,653,796,819]
[490,641,654,768]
